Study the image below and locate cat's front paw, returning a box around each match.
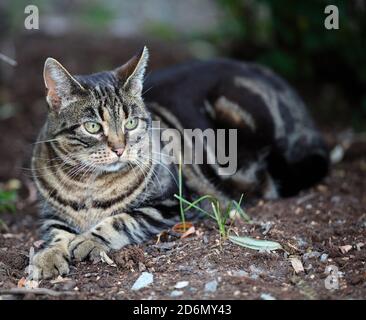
[31,247,70,280]
[69,235,108,262]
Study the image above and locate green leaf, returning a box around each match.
[229,235,282,251]
[174,194,214,219]
[232,196,252,223]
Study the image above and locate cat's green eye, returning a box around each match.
[84,121,101,134]
[125,118,139,130]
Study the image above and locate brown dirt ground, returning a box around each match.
[0,155,365,300]
[0,35,365,300]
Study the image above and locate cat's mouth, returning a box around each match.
[98,161,127,173]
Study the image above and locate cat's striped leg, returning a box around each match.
[31,219,78,279]
[69,207,174,261]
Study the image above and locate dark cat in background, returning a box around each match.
[31,47,328,279]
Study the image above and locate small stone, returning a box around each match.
[305,263,313,271]
[175,281,189,289]
[131,272,154,291]
[61,280,77,291]
[260,293,276,300]
[204,280,218,293]
[138,262,146,272]
[249,264,263,279]
[331,196,341,203]
[303,251,321,260]
[320,253,329,262]
[230,270,248,277]
[170,290,183,297]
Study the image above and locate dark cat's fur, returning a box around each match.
[31,47,328,279]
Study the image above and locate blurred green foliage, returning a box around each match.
[213,0,366,129]
[215,0,365,79]
[0,189,17,213]
[79,2,115,30]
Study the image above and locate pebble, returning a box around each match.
[331,196,341,203]
[249,265,263,279]
[153,242,176,251]
[204,280,218,293]
[170,290,183,297]
[203,235,209,244]
[320,253,329,262]
[230,270,248,277]
[297,238,308,247]
[303,251,321,260]
[260,293,276,300]
[60,280,77,291]
[138,262,146,272]
[175,281,189,289]
[131,272,154,291]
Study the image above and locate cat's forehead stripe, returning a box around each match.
[92,85,127,121]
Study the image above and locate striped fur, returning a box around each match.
[31,49,328,279]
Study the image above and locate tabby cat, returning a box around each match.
[31,47,328,279]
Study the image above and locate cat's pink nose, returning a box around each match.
[112,148,124,157]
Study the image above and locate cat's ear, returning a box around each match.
[43,58,85,112]
[114,46,149,97]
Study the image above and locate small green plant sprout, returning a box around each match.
[175,192,248,240]
[177,153,186,229]
[174,158,250,240]
[174,164,282,251]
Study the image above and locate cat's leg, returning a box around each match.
[69,207,171,261]
[31,220,78,279]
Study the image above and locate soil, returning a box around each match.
[0,34,365,300]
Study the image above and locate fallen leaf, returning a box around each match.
[229,235,282,251]
[100,251,117,267]
[17,277,27,288]
[339,245,352,254]
[156,230,169,244]
[181,226,196,239]
[20,278,39,289]
[172,222,193,234]
[50,275,71,284]
[289,256,305,274]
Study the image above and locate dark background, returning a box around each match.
[0,0,365,208]
[0,1,365,300]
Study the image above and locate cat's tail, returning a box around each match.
[267,142,330,197]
